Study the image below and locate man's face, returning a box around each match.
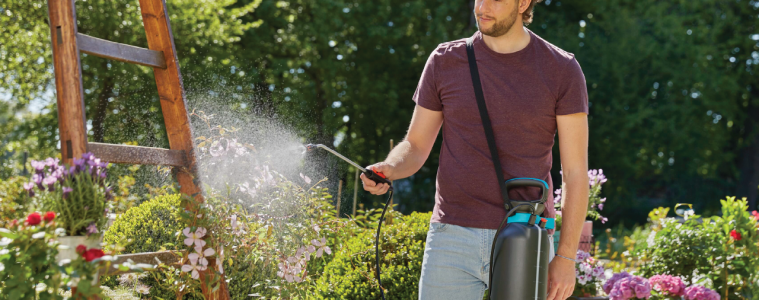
[474,0,521,37]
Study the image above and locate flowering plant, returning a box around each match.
[25,154,113,236]
[603,271,652,300]
[555,169,608,229]
[572,250,606,296]
[0,211,65,299]
[682,285,720,300]
[63,244,114,298]
[648,274,686,300]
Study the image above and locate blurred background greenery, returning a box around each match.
[1,0,758,230]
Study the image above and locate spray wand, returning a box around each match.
[304,144,393,299]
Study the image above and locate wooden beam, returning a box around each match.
[138,0,202,201]
[77,33,167,69]
[88,142,186,166]
[101,251,181,276]
[48,0,88,165]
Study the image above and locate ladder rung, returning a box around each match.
[77,33,167,69]
[101,251,181,276]
[88,142,185,166]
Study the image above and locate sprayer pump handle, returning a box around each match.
[365,169,393,191]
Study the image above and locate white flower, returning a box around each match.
[578,275,588,285]
[216,247,224,274]
[0,262,4,272]
[230,215,246,235]
[194,247,215,267]
[183,227,207,248]
[54,228,66,236]
[135,284,151,295]
[311,238,331,258]
[0,237,12,246]
[31,232,45,239]
[181,253,207,279]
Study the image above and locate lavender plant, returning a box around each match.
[25,154,113,236]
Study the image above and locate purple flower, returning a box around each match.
[598,204,604,211]
[604,272,632,294]
[62,187,73,199]
[607,275,650,300]
[649,275,686,297]
[81,152,94,161]
[73,158,86,171]
[105,186,113,201]
[554,188,562,204]
[23,182,35,197]
[42,176,57,192]
[589,169,608,186]
[683,285,720,300]
[30,160,46,173]
[601,216,608,224]
[86,222,98,235]
[32,173,44,189]
[44,157,59,167]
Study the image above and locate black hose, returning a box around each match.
[486,203,537,297]
[376,190,393,300]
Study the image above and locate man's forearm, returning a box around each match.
[383,140,427,180]
[556,172,589,258]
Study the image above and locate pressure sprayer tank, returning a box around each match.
[489,178,552,300]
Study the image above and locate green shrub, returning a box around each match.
[312,211,431,299]
[104,193,184,254]
[0,176,33,226]
[102,193,186,299]
[639,197,759,300]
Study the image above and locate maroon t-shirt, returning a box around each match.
[412,29,589,234]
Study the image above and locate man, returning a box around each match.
[360,0,589,299]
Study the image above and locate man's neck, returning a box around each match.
[481,26,530,54]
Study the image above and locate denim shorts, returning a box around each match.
[418,222,555,300]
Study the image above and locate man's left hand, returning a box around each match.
[547,256,576,300]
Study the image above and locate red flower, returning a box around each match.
[76,245,87,255]
[751,211,759,221]
[26,212,41,226]
[43,211,56,222]
[730,229,742,241]
[82,248,105,262]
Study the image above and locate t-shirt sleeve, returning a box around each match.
[412,48,443,111]
[555,56,589,115]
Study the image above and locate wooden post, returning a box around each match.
[48,0,88,166]
[353,168,359,217]
[138,0,201,202]
[336,180,343,218]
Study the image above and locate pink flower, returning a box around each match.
[649,275,686,296]
[683,285,720,300]
[601,217,608,224]
[598,204,604,211]
[604,272,632,294]
[194,247,215,267]
[311,237,331,257]
[607,275,650,300]
[183,227,207,248]
[300,173,312,184]
[216,248,224,274]
[181,253,207,279]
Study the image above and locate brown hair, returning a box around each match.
[522,0,543,26]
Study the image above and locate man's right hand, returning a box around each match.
[360,162,394,195]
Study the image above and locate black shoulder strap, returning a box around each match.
[465,37,510,210]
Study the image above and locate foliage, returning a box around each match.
[102,193,186,299]
[0,212,64,300]
[63,245,116,298]
[0,177,31,227]
[639,197,759,300]
[312,211,429,299]
[104,193,184,255]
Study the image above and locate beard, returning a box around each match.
[476,7,519,37]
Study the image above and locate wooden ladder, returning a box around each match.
[46,0,228,298]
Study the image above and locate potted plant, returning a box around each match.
[572,250,606,297]
[24,154,113,262]
[602,271,652,300]
[554,169,608,252]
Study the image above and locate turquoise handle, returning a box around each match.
[507,212,554,229]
